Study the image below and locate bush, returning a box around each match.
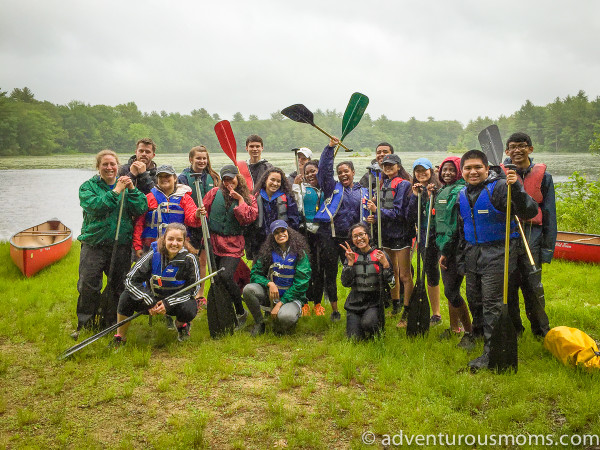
[556,171,600,234]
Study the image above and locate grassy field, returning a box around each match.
[1,242,599,449]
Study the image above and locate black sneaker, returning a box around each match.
[438,328,455,341]
[165,315,175,330]
[250,322,265,337]
[467,353,489,372]
[457,332,476,351]
[236,310,248,330]
[177,323,191,342]
[108,334,126,349]
[330,311,341,322]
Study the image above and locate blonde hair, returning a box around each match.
[189,145,220,185]
[95,149,119,169]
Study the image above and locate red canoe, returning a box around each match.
[554,231,600,264]
[9,219,73,277]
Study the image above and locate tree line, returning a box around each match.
[1,87,599,156]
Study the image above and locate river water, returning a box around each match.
[1,152,598,241]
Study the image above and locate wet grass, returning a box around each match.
[0,241,599,448]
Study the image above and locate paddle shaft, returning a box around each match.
[515,215,540,271]
[368,171,374,237]
[312,123,350,151]
[191,174,213,274]
[59,268,224,359]
[97,190,127,325]
[503,184,512,305]
[375,170,382,250]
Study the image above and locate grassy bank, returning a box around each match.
[1,242,599,449]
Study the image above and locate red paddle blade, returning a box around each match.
[214,120,237,164]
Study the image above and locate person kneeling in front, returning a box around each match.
[111,223,200,346]
[340,223,393,340]
[243,220,311,336]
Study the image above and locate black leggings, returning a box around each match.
[319,234,347,303]
[346,306,383,340]
[306,233,325,304]
[118,291,198,324]
[214,255,245,315]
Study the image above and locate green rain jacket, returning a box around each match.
[78,175,148,246]
[250,250,311,304]
[434,178,465,257]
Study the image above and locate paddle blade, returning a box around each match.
[406,281,430,338]
[214,120,237,164]
[478,124,504,166]
[488,305,518,372]
[281,104,315,126]
[341,92,369,141]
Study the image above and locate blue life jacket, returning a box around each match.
[149,241,186,298]
[302,185,324,222]
[257,189,288,230]
[314,182,344,226]
[270,250,297,298]
[142,188,185,239]
[459,180,518,244]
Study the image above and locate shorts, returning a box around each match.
[382,236,411,251]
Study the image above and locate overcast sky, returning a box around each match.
[2,0,599,125]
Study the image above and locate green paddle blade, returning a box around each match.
[341,92,369,141]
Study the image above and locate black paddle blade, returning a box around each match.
[478,124,504,166]
[206,282,236,339]
[406,281,430,338]
[488,304,518,373]
[281,104,315,126]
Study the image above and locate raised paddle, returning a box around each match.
[488,164,519,373]
[478,124,503,166]
[334,92,369,158]
[59,268,225,359]
[281,104,352,152]
[214,120,254,190]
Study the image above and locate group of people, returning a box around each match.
[73,130,557,371]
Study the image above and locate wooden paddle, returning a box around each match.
[488,164,519,373]
[214,120,254,190]
[334,92,369,158]
[280,104,351,152]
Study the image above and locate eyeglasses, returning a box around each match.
[507,143,530,150]
[352,232,368,240]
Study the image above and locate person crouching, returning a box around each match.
[111,223,200,346]
[340,223,393,341]
[243,220,311,336]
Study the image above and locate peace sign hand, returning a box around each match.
[339,241,356,266]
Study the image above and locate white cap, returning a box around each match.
[297,147,312,158]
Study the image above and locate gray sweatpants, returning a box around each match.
[242,283,302,333]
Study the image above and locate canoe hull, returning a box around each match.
[554,232,600,264]
[9,220,73,277]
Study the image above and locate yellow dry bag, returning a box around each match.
[544,326,600,371]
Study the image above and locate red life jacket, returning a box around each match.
[501,163,545,225]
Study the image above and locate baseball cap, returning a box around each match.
[382,154,402,166]
[156,165,176,176]
[412,157,433,171]
[270,219,288,234]
[220,164,239,179]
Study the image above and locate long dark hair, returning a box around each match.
[253,167,293,198]
[219,174,253,206]
[255,228,309,267]
[412,166,441,189]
